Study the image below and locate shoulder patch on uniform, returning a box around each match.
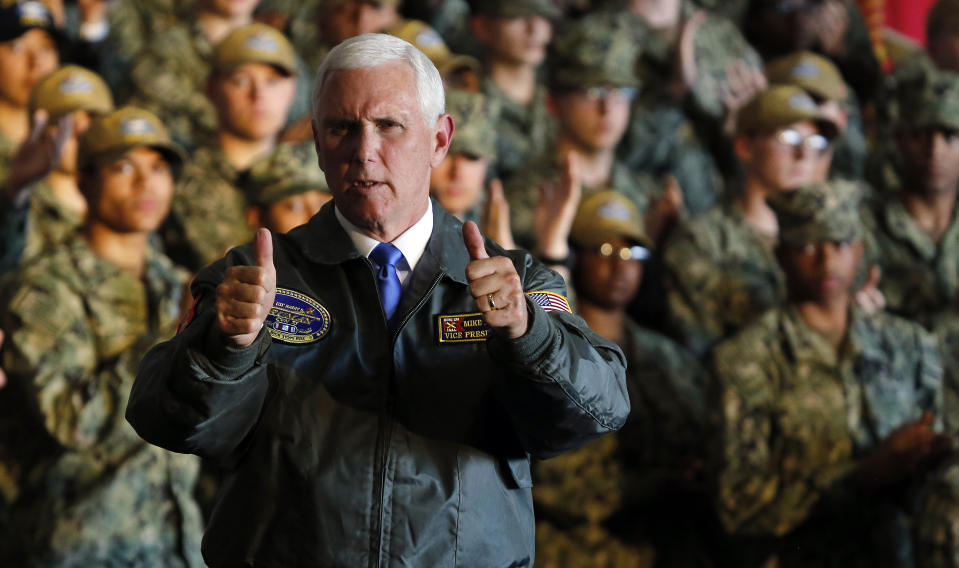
[436,312,490,344]
[265,288,331,344]
[525,290,572,314]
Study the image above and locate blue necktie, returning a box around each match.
[370,242,404,325]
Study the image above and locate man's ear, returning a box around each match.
[429,113,454,169]
[471,16,490,45]
[312,118,325,171]
[734,133,754,165]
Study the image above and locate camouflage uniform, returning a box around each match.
[712,180,944,567]
[164,142,317,271]
[0,237,204,567]
[0,129,15,186]
[126,20,312,150]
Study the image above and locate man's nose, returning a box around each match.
[353,125,380,163]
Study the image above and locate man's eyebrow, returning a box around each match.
[323,118,360,127]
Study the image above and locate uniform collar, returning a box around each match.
[780,304,884,368]
[881,196,959,261]
[334,200,433,273]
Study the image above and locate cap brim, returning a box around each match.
[436,54,481,76]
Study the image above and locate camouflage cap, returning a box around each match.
[736,85,839,138]
[928,0,959,39]
[212,23,297,77]
[570,191,652,249]
[765,51,848,102]
[390,20,480,77]
[0,0,55,43]
[900,70,959,132]
[468,0,561,20]
[447,90,499,161]
[29,65,114,122]
[240,144,328,207]
[79,106,186,177]
[767,180,863,247]
[548,16,640,91]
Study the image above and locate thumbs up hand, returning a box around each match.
[216,228,278,347]
[463,221,529,339]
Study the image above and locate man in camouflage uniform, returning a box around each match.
[126,0,312,150]
[710,179,949,568]
[161,23,314,270]
[661,85,838,356]
[471,0,558,184]
[505,15,661,252]
[0,106,204,566]
[429,89,499,222]
[0,0,60,184]
[534,191,712,568]
[711,179,949,566]
[766,50,868,182]
[241,142,330,234]
[861,70,959,328]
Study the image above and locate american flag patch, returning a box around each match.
[525,291,572,314]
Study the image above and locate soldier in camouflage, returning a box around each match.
[470,0,558,184]
[429,89,499,222]
[0,106,205,566]
[533,191,713,568]
[765,50,868,182]
[859,70,959,328]
[161,23,316,271]
[240,142,330,234]
[710,179,949,568]
[505,15,662,252]
[661,85,838,356]
[0,0,60,184]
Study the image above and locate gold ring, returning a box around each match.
[487,293,496,310]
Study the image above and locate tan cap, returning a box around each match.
[765,51,848,102]
[212,23,297,76]
[79,106,186,177]
[322,0,401,10]
[390,20,480,76]
[570,191,651,249]
[736,85,839,139]
[29,65,114,122]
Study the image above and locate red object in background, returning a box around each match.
[883,0,936,45]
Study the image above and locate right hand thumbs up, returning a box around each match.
[216,228,277,347]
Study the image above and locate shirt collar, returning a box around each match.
[334,199,434,272]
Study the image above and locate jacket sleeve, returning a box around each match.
[125,250,272,464]
[485,250,630,459]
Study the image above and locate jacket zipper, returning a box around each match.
[369,269,445,567]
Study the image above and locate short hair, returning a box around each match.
[312,33,445,126]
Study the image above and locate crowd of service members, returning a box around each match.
[1,0,959,566]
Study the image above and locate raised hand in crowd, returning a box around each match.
[645,174,684,246]
[720,59,767,135]
[3,110,73,203]
[481,177,516,250]
[534,151,582,267]
[856,411,952,487]
[853,265,886,314]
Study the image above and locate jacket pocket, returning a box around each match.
[501,455,533,489]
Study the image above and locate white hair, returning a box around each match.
[312,33,445,126]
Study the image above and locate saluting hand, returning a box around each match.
[463,221,529,339]
[216,228,277,348]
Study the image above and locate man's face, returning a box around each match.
[87,147,175,233]
[897,128,959,195]
[210,63,296,141]
[263,190,331,233]
[572,236,644,310]
[475,15,552,67]
[202,0,260,19]
[312,62,452,234]
[739,120,827,193]
[779,240,863,303]
[554,87,633,154]
[429,153,488,217]
[629,0,682,30]
[929,33,959,72]
[0,29,58,107]
[320,1,398,46]
[751,0,817,57]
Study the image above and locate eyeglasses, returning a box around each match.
[775,128,831,154]
[594,242,650,261]
[580,86,639,102]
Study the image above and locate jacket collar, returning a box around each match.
[294,198,472,285]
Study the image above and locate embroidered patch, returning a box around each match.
[436,312,490,344]
[177,293,202,334]
[265,288,331,344]
[526,291,572,313]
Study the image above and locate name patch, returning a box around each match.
[265,288,331,344]
[436,312,490,344]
